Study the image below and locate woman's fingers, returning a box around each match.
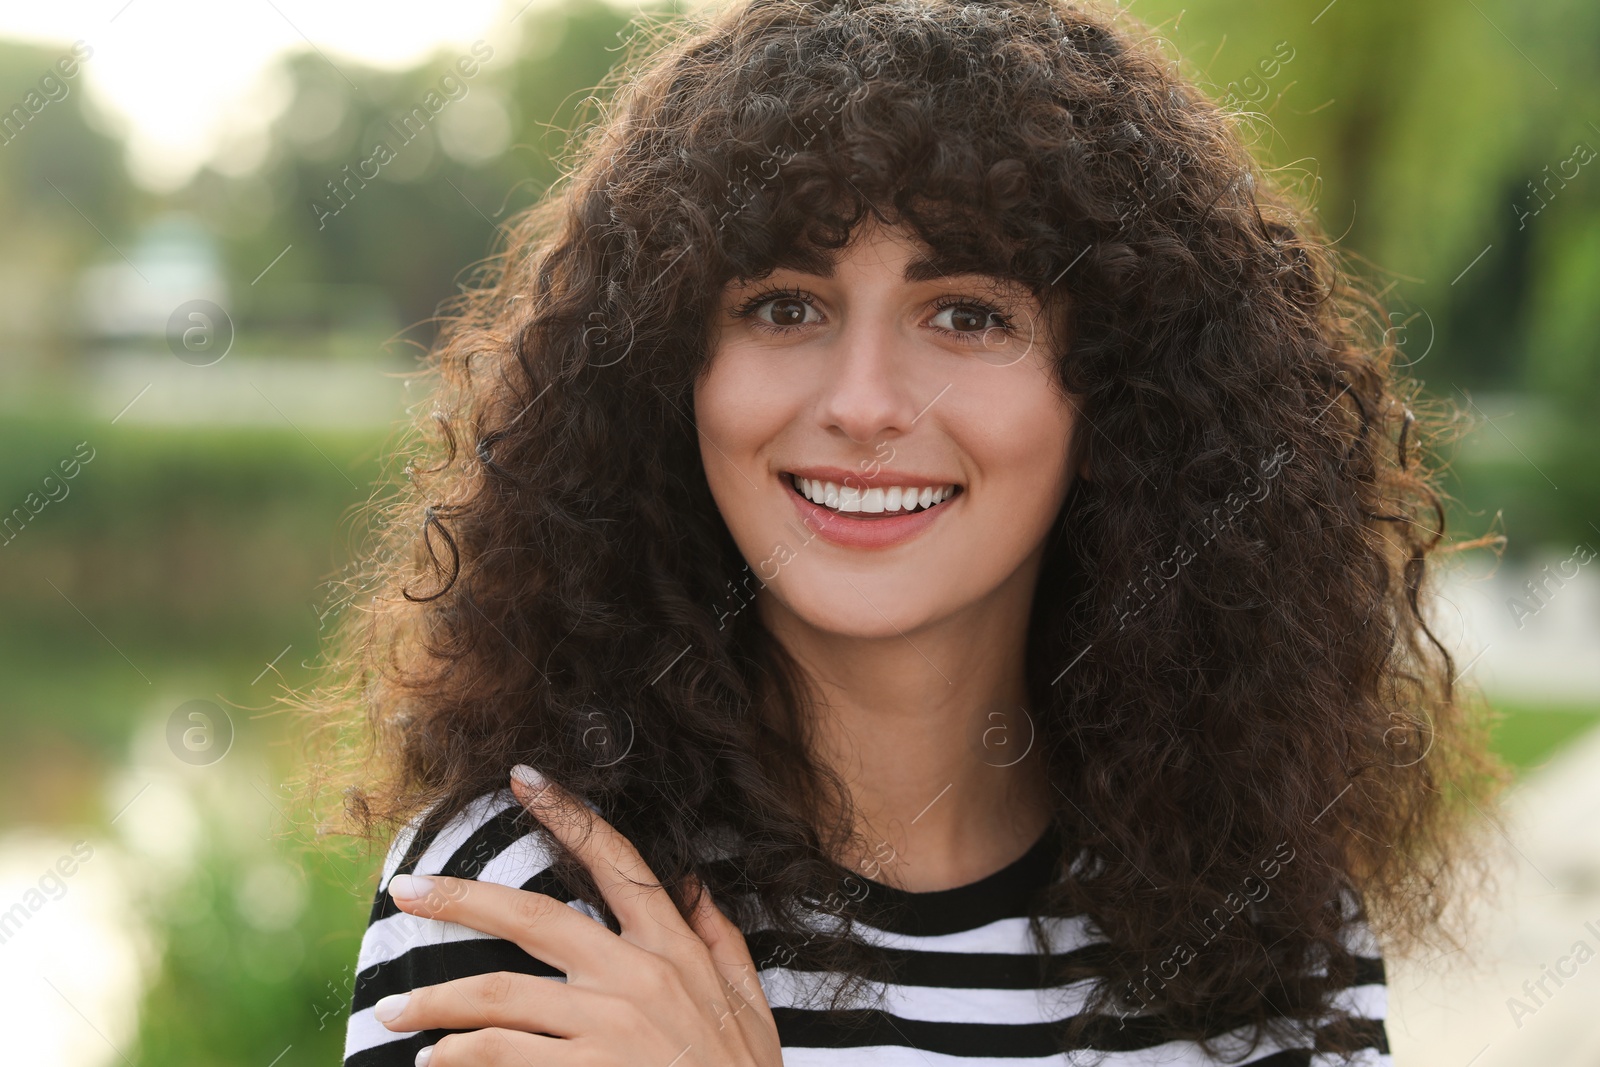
[682,872,732,953]
[373,971,602,1038]
[384,775,783,1066]
[387,873,630,978]
[683,873,775,1024]
[508,765,703,959]
[415,1025,560,1067]
[506,767,775,1025]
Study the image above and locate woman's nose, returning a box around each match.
[812,312,922,444]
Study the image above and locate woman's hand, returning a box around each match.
[374,765,784,1067]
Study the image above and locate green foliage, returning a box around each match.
[0,409,390,1061]
[1147,0,1600,554]
[128,810,378,1067]
[1489,701,1600,773]
[184,0,655,345]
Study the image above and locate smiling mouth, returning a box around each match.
[784,472,963,518]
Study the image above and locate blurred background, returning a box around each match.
[0,0,1595,1064]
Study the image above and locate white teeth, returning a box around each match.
[790,475,957,514]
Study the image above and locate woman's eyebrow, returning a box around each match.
[742,245,1023,287]
[733,257,1033,298]
[901,257,1004,285]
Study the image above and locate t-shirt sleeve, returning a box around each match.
[340,789,581,1067]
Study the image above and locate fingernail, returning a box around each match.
[511,764,550,795]
[388,874,435,901]
[415,1046,434,1067]
[373,992,410,1024]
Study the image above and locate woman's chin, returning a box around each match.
[765,583,951,641]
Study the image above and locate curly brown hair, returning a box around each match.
[294,0,1506,1057]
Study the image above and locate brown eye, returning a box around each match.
[947,305,989,331]
[733,290,821,332]
[769,298,808,326]
[931,301,1010,335]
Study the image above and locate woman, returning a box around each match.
[313,0,1502,1063]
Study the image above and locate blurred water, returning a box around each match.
[81,351,411,429]
[0,831,148,1067]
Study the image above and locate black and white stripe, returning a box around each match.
[343,792,1392,1066]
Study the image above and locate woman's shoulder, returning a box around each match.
[372,789,558,894]
[1323,889,1391,1048]
[343,788,591,1066]
[353,787,605,946]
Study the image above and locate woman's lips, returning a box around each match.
[782,472,961,550]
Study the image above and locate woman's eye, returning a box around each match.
[931,302,1008,335]
[761,297,816,327]
[933,304,986,332]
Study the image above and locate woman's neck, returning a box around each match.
[759,552,1057,893]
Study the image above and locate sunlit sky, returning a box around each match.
[0,0,648,191]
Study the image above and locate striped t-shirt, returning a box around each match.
[343,789,1392,1065]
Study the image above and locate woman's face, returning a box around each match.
[695,219,1082,639]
